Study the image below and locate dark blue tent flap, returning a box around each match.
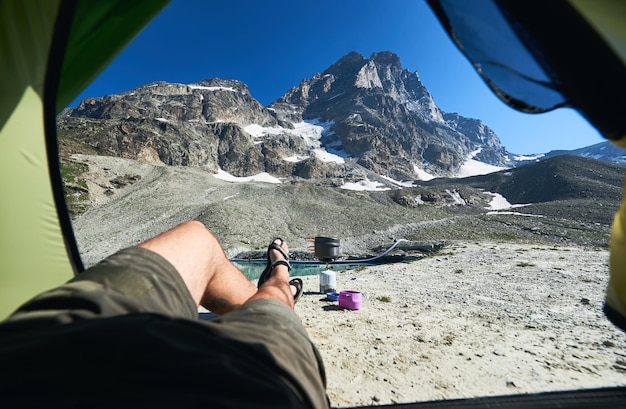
[425,0,626,334]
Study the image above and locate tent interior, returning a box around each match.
[1,0,626,407]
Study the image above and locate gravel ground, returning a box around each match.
[70,155,615,266]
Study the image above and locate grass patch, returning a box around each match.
[487,232,517,241]
[60,159,90,217]
[516,261,535,267]
[60,159,88,189]
[57,133,100,157]
[376,295,391,303]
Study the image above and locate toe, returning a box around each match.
[272,238,288,255]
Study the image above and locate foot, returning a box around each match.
[268,238,289,264]
[257,238,290,287]
[267,239,300,299]
[248,238,304,308]
[260,239,303,302]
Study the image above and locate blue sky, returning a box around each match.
[72,0,606,155]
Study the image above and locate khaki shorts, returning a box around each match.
[4,247,329,409]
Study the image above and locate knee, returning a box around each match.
[180,220,208,232]
[179,220,221,247]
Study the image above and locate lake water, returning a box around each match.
[232,260,368,281]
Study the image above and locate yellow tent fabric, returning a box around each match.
[0,0,169,319]
[0,0,67,319]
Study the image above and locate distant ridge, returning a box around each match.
[543,141,626,165]
[425,154,624,204]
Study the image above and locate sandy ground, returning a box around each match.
[288,241,626,408]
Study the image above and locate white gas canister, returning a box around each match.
[319,269,336,293]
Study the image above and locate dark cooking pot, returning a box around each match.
[314,237,340,262]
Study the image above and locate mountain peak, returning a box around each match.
[324,51,367,76]
[189,78,250,94]
[369,51,401,68]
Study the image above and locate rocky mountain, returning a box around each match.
[543,141,626,165]
[57,51,513,185]
[507,141,626,168]
[269,51,511,180]
[424,154,624,203]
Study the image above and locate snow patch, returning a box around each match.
[293,120,345,164]
[413,164,435,181]
[244,119,346,164]
[485,192,513,210]
[486,211,544,218]
[380,175,415,188]
[213,169,281,184]
[446,189,466,205]
[513,153,544,161]
[340,179,390,192]
[292,120,332,146]
[456,159,506,178]
[243,124,285,138]
[313,149,344,163]
[484,192,531,211]
[581,152,604,160]
[188,85,237,92]
[223,193,240,201]
[283,155,309,163]
[455,149,507,178]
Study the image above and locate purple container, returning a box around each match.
[338,290,362,310]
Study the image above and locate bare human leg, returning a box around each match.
[137,220,257,315]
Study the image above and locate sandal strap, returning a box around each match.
[268,242,289,260]
[290,278,304,304]
[270,259,291,272]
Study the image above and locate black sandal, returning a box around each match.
[258,238,303,303]
[290,278,304,303]
[258,238,290,288]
